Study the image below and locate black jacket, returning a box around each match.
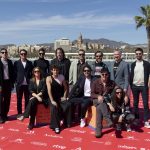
[130,60,150,87]
[14,59,33,86]
[69,75,94,99]
[0,59,14,87]
[51,58,71,81]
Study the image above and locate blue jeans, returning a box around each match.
[132,85,149,122]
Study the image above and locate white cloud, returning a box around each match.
[0,13,134,32]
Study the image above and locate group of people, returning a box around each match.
[0,47,149,138]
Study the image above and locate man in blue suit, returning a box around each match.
[14,49,33,115]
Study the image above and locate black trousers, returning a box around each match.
[0,80,12,119]
[49,100,71,129]
[69,97,93,119]
[16,85,29,114]
[131,85,149,122]
[112,113,135,125]
[23,98,39,124]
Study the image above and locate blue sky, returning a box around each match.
[0,0,149,45]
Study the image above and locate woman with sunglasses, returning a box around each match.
[110,87,135,138]
[17,67,48,130]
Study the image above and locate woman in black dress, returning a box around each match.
[17,67,48,130]
[46,65,71,134]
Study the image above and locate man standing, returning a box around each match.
[69,49,88,85]
[130,48,150,128]
[110,50,129,93]
[51,47,70,82]
[91,51,108,79]
[0,48,14,123]
[34,48,50,78]
[14,49,33,116]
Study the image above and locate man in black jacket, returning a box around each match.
[0,48,14,123]
[34,48,50,78]
[14,49,33,115]
[69,65,93,128]
[51,47,70,82]
[130,47,150,128]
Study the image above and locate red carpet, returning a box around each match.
[0,93,150,150]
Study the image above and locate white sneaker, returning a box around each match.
[144,121,150,129]
[80,118,86,128]
[126,124,132,132]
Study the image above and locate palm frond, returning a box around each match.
[140,6,147,16]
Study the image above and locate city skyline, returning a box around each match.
[0,0,149,45]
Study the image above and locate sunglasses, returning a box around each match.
[116,91,122,94]
[101,73,108,76]
[136,53,142,55]
[20,53,27,56]
[79,53,85,56]
[39,53,45,55]
[96,55,102,58]
[84,70,90,72]
[34,70,40,73]
[1,51,7,54]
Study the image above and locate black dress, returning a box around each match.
[49,76,71,129]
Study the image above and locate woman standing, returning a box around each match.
[46,65,71,134]
[17,67,48,130]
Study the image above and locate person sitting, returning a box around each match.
[109,87,135,138]
[91,68,114,138]
[69,65,93,127]
[46,65,71,134]
[17,67,48,130]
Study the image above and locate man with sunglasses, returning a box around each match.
[91,51,108,79]
[34,48,49,78]
[14,49,33,116]
[91,68,115,138]
[0,48,14,123]
[130,47,150,128]
[69,65,93,127]
[69,49,88,86]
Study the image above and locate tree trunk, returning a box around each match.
[146,26,150,62]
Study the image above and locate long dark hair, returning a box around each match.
[55,47,65,58]
[111,87,125,108]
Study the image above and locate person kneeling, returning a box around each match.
[110,87,135,138]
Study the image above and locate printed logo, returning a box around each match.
[52,145,66,149]
[71,137,82,142]
[69,129,86,134]
[23,130,35,135]
[124,136,138,141]
[8,128,20,132]
[10,138,24,144]
[30,141,47,147]
[44,133,63,139]
[118,145,137,149]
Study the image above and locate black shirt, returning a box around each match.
[34,58,50,78]
[113,60,121,77]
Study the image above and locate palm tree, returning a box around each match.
[135,5,150,61]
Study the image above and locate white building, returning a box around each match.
[54,38,71,51]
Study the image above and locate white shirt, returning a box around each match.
[21,61,27,85]
[133,60,144,86]
[84,78,91,97]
